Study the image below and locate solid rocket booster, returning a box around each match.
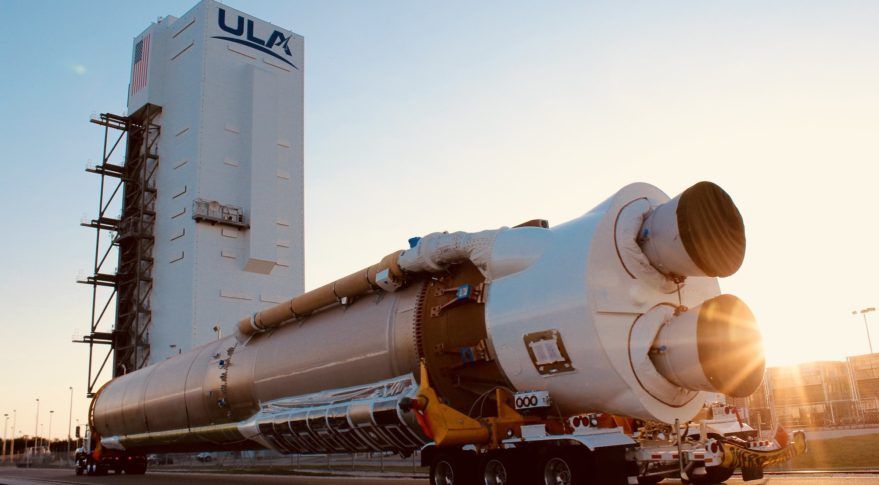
[91,181,763,454]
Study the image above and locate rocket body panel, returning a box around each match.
[141,344,204,432]
[92,283,423,440]
[484,183,728,422]
[587,184,721,423]
[238,282,422,407]
[484,188,643,418]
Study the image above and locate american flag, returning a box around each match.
[130,34,151,95]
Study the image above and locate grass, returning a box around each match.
[769,433,879,470]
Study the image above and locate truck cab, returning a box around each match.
[74,425,147,476]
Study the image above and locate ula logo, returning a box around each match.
[213,8,297,69]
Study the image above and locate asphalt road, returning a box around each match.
[0,468,419,485]
[2,468,879,485]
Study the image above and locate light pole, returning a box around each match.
[10,410,16,462]
[3,413,8,463]
[34,399,39,445]
[33,398,39,463]
[68,386,73,459]
[853,307,876,354]
[48,411,53,452]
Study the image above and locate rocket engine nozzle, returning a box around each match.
[639,181,746,278]
[650,294,764,398]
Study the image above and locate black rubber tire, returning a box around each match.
[479,452,525,485]
[430,451,476,485]
[685,466,734,484]
[541,446,630,485]
[125,462,148,475]
[636,476,663,485]
[540,450,586,485]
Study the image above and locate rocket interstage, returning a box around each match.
[91,181,762,454]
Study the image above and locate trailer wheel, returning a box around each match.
[125,462,148,475]
[541,453,578,485]
[685,466,733,484]
[480,452,525,485]
[636,477,662,485]
[430,451,474,485]
[542,446,628,485]
[482,456,508,485]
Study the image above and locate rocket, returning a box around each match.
[91,181,763,455]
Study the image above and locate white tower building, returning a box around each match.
[124,0,304,365]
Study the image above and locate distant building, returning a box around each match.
[847,353,879,422]
[737,354,879,429]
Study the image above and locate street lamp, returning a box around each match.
[34,398,39,451]
[853,307,876,354]
[68,386,73,458]
[10,410,16,462]
[3,413,8,464]
[48,410,53,452]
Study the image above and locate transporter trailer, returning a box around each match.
[409,368,804,485]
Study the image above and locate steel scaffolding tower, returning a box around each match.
[76,104,161,397]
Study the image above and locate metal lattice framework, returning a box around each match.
[76,104,161,397]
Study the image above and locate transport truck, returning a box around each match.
[76,181,805,483]
[74,426,147,475]
[626,402,805,484]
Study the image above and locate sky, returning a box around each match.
[1,0,878,440]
